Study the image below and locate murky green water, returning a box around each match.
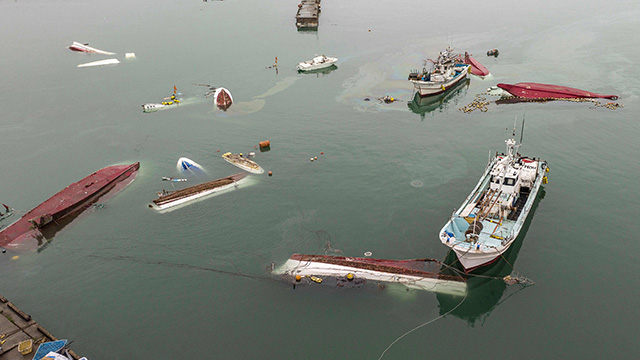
[1,0,639,358]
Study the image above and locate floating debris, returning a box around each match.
[487,48,499,57]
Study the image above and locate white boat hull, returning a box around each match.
[151,177,247,211]
[411,64,470,97]
[69,41,116,55]
[274,258,467,296]
[77,59,120,68]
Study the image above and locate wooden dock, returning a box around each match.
[0,295,82,360]
[295,0,320,30]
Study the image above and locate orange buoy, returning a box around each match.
[295,275,302,281]
[268,171,273,176]
[320,152,324,155]
[259,140,270,149]
[314,157,317,160]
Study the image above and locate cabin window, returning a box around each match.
[505,178,516,186]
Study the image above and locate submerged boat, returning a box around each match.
[439,124,549,272]
[68,41,115,55]
[177,157,204,173]
[196,84,234,110]
[142,87,182,113]
[151,173,247,210]
[409,48,470,97]
[297,54,338,72]
[222,152,264,174]
[274,254,467,295]
[295,0,320,30]
[464,52,490,77]
[497,82,618,100]
[0,163,139,250]
[77,58,120,68]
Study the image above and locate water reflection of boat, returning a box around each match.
[408,78,469,117]
[437,188,545,326]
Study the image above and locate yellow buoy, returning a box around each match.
[12,255,19,260]
[346,273,354,281]
[295,275,302,282]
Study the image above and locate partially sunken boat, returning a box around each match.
[439,124,548,271]
[142,87,182,113]
[222,153,264,174]
[409,48,470,97]
[77,59,120,68]
[0,163,139,250]
[150,173,247,210]
[464,52,490,77]
[497,82,618,100]
[211,87,233,111]
[68,41,115,55]
[297,54,337,72]
[274,254,467,296]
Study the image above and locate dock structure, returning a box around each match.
[0,295,82,360]
[295,0,320,30]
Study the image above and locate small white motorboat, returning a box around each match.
[296,54,338,72]
[68,41,115,55]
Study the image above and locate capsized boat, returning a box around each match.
[296,54,338,72]
[150,173,248,210]
[464,52,490,77]
[274,254,467,296]
[222,152,264,174]
[142,87,182,113]
[0,163,139,250]
[439,123,548,272]
[177,157,204,173]
[408,48,470,97]
[77,58,120,68]
[497,82,618,100]
[195,84,234,111]
[68,41,115,55]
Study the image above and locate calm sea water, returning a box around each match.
[2,0,640,358]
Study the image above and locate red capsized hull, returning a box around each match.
[216,90,233,111]
[497,82,618,100]
[0,162,140,250]
[464,53,490,77]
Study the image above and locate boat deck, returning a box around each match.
[0,294,82,360]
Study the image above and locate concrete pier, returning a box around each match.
[0,295,82,360]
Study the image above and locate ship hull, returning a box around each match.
[497,82,618,100]
[0,162,140,250]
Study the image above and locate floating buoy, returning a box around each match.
[314,157,317,160]
[268,171,273,176]
[364,251,372,256]
[259,140,270,149]
[310,276,323,283]
[295,275,302,281]
[12,255,19,260]
[310,158,314,162]
[346,273,354,281]
[320,152,324,155]
[217,150,220,152]
[125,52,136,58]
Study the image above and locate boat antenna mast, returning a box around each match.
[520,113,526,145]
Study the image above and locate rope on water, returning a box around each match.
[377,285,468,360]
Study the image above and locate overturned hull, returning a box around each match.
[497,82,618,100]
[274,254,467,296]
[464,52,490,77]
[150,173,248,210]
[0,163,139,250]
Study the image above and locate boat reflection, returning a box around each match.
[297,64,337,76]
[407,78,470,119]
[436,188,546,326]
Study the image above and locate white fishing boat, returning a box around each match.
[222,152,264,174]
[151,173,248,210]
[296,54,338,72]
[77,58,120,68]
[274,254,467,296]
[439,121,549,272]
[408,48,470,97]
[68,41,115,55]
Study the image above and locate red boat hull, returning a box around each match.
[0,162,140,250]
[464,53,490,77]
[216,89,233,111]
[497,82,618,100]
